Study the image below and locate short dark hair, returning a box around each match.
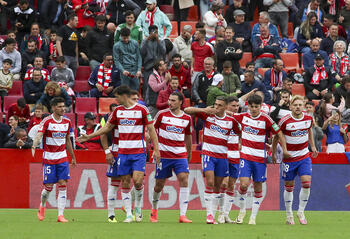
[153,60,164,71]
[247,94,262,105]
[198,29,206,37]
[216,95,228,104]
[149,25,158,33]
[19,0,29,5]
[227,95,239,103]
[27,38,37,45]
[280,89,291,96]
[120,27,131,37]
[4,37,16,46]
[343,75,350,84]
[67,14,77,22]
[2,58,12,65]
[32,68,42,75]
[50,29,57,35]
[103,52,113,60]
[95,14,106,23]
[225,25,234,32]
[172,53,182,60]
[50,97,65,107]
[112,85,132,96]
[244,70,255,77]
[170,76,179,82]
[17,98,26,108]
[246,61,255,68]
[195,22,205,29]
[130,89,139,95]
[170,91,184,103]
[283,77,293,83]
[324,14,335,21]
[109,103,118,111]
[124,10,134,17]
[34,55,43,62]
[305,101,315,107]
[56,56,65,63]
[223,61,232,68]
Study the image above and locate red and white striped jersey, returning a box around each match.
[234,112,280,163]
[227,130,240,164]
[108,103,153,155]
[154,109,192,159]
[38,114,71,164]
[278,113,312,163]
[198,113,240,159]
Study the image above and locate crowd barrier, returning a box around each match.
[1,149,350,210]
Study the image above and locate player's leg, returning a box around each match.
[223,176,237,223]
[212,158,228,222]
[131,153,147,222]
[38,163,56,221]
[201,154,215,223]
[282,161,297,225]
[56,162,70,223]
[213,176,225,220]
[218,177,228,218]
[107,177,121,222]
[235,159,252,224]
[150,178,166,223]
[297,158,312,225]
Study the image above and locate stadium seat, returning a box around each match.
[291,84,305,96]
[198,129,203,144]
[180,21,197,34]
[288,22,294,39]
[187,6,198,21]
[76,113,86,126]
[73,81,90,93]
[280,53,299,72]
[183,98,191,108]
[98,98,117,115]
[76,66,91,81]
[7,81,23,96]
[64,113,76,129]
[258,68,269,77]
[312,99,320,107]
[159,5,174,20]
[75,97,97,114]
[169,21,179,37]
[239,52,253,69]
[3,95,20,113]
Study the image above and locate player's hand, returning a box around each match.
[106,152,115,165]
[77,134,89,143]
[271,154,277,164]
[71,158,77,168]
[283,150,291,159]
[205,106,218,115]
[153,149,161,164]
[311,147,318,158]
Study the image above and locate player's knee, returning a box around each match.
[221,183,228,190]
[254,191,263,198]
[284,185,294,192]
[301,181,311,188]
[220,186,227,193]
[44,185,53,192]
[238,185,248,195]
[134,182,144,190]
[111,179,121,187]
[58,185,67,191]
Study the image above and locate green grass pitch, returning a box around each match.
[1,209,350,239]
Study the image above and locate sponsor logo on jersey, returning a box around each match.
[166,125,183,133]
[291,130,308,137]
[120,119,136,125]
[210,125,228,134]
[52,132,66,138]
[243,126,259,135]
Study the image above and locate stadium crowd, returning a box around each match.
[0,0,349,153]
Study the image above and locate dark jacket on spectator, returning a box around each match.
[302,50,329,69]
[23,79,47,104]
[320,36,347,55]
[86,26,114,63]
[216,39,242,74]
[334,84,350,108]
[106,0,141,26]
[88,65,121,89]
[140,39,166,71]
[4,135,33,149]
[20,34,49,59]
[252,35,281,59]
[303,66,334,97]
[192,71,218,104]
[224,4,249,24]
[40,0,66,29]
[239,79,272,104]
[13,5,36,34]
[21,49,45,73]
[263,68,288,91]
[0,123,10,147]
[297,23,324,51]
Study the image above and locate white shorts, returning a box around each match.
[326,143,345,153]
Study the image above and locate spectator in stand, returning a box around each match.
[51,56,75,89]
[28,104,43,132]
[304,53,334,100]
[106,0,141,26]
[4,128,33,149]
[169,54,191,98]
[35,81,72,112]
[1,29,17,49]
[302,39,329,69]
[263,0,292,39]
[113,27,142,91]
[270,89,291,123]
[216,25,242,74]
[173,25,193,66]
[20,23,49,59]
[252,24,282,69]
[305,100,323,152]
[221,61,241,95]
[329,40,350,83]
[208,25,225,46]
[7,97,30,128]
[273,77,293,103]
[0,0,17,34]
[136,0,172,40]
[230,9,252,52]
[0,121,10,147]
[7,115,20,138]
[71,0,95,29]
[13,0,36,44]
[100,102,118,146]
[114,10,143,45]
[224,0,249,24]
[320,24,347,55]
[297,0,324,26]
[156,76,182,110]
[251,11,281,42]
[140,25,166,94]
[192,57,218,107]
[0,59,14,98]
[191,29,214,83]
[297,12,324,54]
[21,39,45,74]
[48,30,58,66]
[191,22,206,42]
[24,56,50,82]
[76,112,102,150]
[78,25,91,67]
[319,92,345,121]
[334,75,350,108]
[56,14,79,76]
[322,110,347,153]
[0,38,21,80]
[88,53,121,98]
[339,0,350,30]
[321,0,341,17]
[203,1,227,39]
[86,15,114,71]
[239,70,271,104]
[145,59,171,117]
[163,39,178,67]
[23,68,47,105]
[207,73,238,106]
[40,0,67,30]
[263,59,288,97]
[322,14,347,39]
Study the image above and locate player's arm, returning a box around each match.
[77,122,114,143]
[66,133,76,167]
[147,123,161,164]
[32,132,43,157]
[101,134,114,165]
[184,106,218,115]
[308,127,318,158]
[185,134,192,162]
[271,134,279,163]
[276,131,291,159]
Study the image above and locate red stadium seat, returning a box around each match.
[76,66,91,81]
[169,21,179,37]
[280,53,299,72]
[159,5,174,20]
[187,6,198,21]
[7,81,23,96]
[291,84,305,96]
[180,21,197,34]
[3,95,20,113]
[76,113,85,126]
[239,52,253,69]
[288,22,294,39]
[64,113,76,129]
[73,81,90,93]
[75,97,97,114]
[183,98,191,108]
[312,99,320,107]
[98,98,117,115]
[258,68,269,77]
